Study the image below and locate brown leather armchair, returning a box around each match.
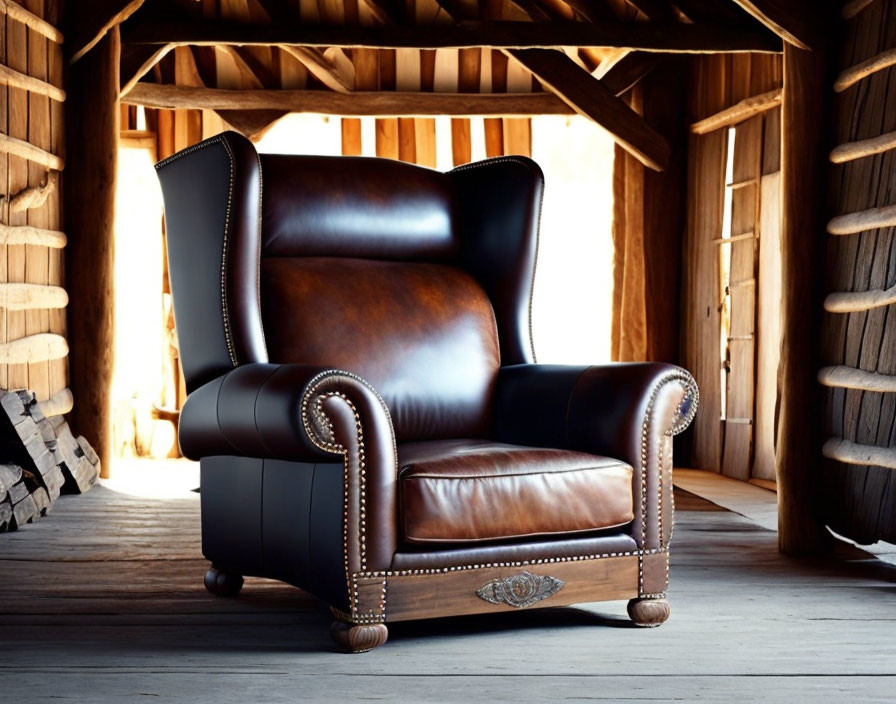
[155,131,698,653]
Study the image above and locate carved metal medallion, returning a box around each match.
[475,572,565,608]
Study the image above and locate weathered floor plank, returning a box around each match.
[0,472,894,702]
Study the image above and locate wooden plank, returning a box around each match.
[682,131,726,471]
[26,0,51,406]
[729,0,817,50]
[0,0,8,393]
[384,556,639,622]
[46,0,65,400]
[690,88,781,135]
[825,283,896,313]
[279,45,352,92]
[0,223,65,247]
[122,19,783,53]
[7,10,29,395]
[121,83,575,116]
[120,42,174,94]
[507,49,670,170]
[0,0,63,43]
[753,171,781,482]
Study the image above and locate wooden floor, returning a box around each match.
[1,467,894,703]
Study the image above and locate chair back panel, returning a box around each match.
[260,257,500,441]
[260,154,458,261]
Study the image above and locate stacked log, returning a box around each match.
[0,389,99,532]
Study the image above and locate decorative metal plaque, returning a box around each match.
[475,572,565,608]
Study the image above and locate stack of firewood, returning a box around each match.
[0,390,99,532]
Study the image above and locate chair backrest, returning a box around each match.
[156,131,544,442]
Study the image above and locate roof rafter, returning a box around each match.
[728,0,818,50]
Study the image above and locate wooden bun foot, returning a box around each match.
[204,567,244,597]
[330,620,388,653]
[627,598,670,627]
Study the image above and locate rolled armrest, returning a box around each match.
[494,362,698,551]
[180,363,398,571]
[179,363,396,462]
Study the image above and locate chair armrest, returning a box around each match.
[494,363,698,551]
[180,363,398,571]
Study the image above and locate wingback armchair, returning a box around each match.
[155,131,698,653]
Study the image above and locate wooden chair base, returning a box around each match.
[627,597,670,627]
[330,620,389,653]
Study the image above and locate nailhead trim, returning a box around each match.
[450,156,544,362]
[354,547,665,579]
[299,369,397,621]
[155,135,238,367]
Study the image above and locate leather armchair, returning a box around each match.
[156,131,698,653]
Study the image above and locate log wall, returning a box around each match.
[820,0,896,545]
[0,1,69,417]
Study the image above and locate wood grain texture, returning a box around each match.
[830,129,896,163]
[0,0,62,42]
[64,27,119,477]
[383,556,639,622]
[0,132,63,170]
[729,0,817,50]
[507,48,670,170]
[121,83,573,115]
[778,41,832,555]
[690,88,781,135]
[122,19,783,53]
[834,46,896,92]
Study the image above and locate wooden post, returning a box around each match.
[777,41,831,555]
[63,27,119,477]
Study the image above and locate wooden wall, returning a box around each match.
[0,1,69,419]
[681,53,782,482]
[820,0,896,545]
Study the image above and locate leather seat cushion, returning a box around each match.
[398,440,634,544]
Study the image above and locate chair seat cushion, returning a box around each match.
[398,440,634,544]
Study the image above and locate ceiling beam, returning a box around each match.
[120,83,576,116]
[69,0,146,62]
[279,46,354,93]
[728,0,818,50]
[122,19,781,53]
[506,48,670,170]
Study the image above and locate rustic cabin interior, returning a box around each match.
[1,0,895,701]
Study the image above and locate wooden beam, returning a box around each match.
[0,0,63,43]
[0,133,64,170]
[827,204,896,235]
[0,223,66,248]
[729,0,817,50]
[120,42,174,94]
[64,26,119,477]
[598,52,662,97]
[37,387,73,418]
[0,283,68,310]
[829,130,896,163]
[122,19,782,54]
[0,333,68,364]
[842,0,876,19]
[777,41,831,556]
[690,88,781,134]
[506,48,670,170]
[279,46,353,93]
[0,63,65,101]
[69,0,145,63]
[823,438,896,471]
[121,83,575,116]
[824,284,896,313]
[834,47,896,92]
[818,366,896,393]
